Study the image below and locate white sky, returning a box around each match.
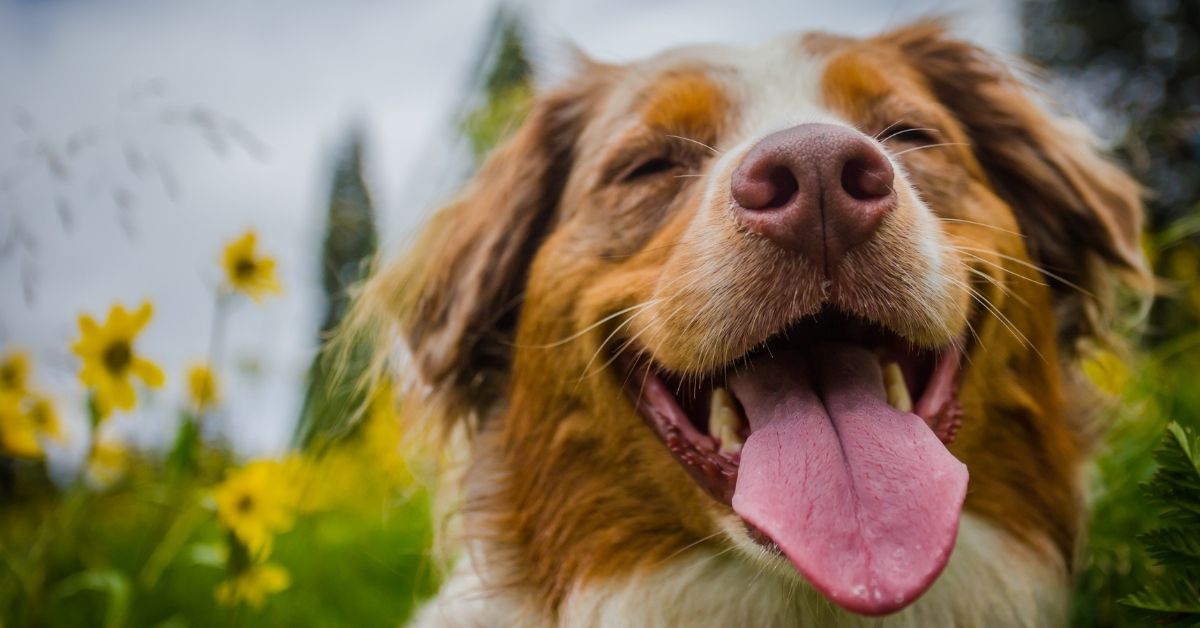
[0,0,1017,461]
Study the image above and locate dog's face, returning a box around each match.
[369,22,1145,618]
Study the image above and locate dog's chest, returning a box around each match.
[412,515,1067,627]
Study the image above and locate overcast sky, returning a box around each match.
[0,0,1018,461]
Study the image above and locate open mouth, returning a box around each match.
[619,309,969,616]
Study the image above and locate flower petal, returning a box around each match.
[133,358,165,388]
[109,304,131,332]
[111,378,137,411]
[79,314,100,337]
[130,302,154,334]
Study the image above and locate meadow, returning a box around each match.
[2,6,1198,625]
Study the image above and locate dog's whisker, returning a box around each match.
[664,133,722,155]
[964,264,1032,309]
[953,249,1048,287]
[955,245,1095,298]
[576,310,645,385]
[946,275,1044,362]
[880,126,938,144]
[873,119,906,140]
[583,325,652,382]
[890,142,969,157]
[515,300,659,349]
[939,217,1026,238]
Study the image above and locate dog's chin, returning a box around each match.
[615,307,971,616]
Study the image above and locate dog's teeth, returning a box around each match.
[882,361,913,412]
[718,424,743,454]
[709,388,744,454]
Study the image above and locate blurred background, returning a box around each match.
[0,0,1196,625]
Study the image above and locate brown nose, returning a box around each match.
[730,123,896,273]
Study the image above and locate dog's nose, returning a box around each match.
[730,123,896,272]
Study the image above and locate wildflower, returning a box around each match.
[214,562,290,609]
[0,394,42,459]
[0,349,30,396]
[213,460,298,556]
[86,437,131,488]
[25,394,62,440]
[72,302,165,419]
[222,230,283,301]
[187,362,220,413]
[1082,349,1130,397]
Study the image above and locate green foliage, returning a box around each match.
[463,11,534,159]
[463,83,533,159]
[294,129,379,449]
[484,17,531,96]
[1120,423,1200,623]
[0,462,437,627]
[1023,4,1200,621]
[1072,332,1200,626]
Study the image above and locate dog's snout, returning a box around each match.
[730,123,896,272]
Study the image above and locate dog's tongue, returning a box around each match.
[729,343,968,616]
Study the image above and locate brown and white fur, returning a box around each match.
[353,21,1147,628]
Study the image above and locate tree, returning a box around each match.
[294,128,378,448]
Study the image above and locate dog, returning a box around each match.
[354,20,1147,627]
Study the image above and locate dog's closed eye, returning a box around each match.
[881,125,940,145]
[619,156,680,182]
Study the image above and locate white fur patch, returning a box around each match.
[416,515,1066,627]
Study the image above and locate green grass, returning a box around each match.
[1,470,439,627]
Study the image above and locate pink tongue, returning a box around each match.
[729,343,968,616]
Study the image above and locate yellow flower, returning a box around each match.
[1082,349,1130,397]
[87,437,131,488]
[222,230,282,301]
[213,460,298,556]
[187,363,220,413]
[214,562,290,609]
[25,394,62,440]
[0,394,42,459]
[0,350,31,396]
[72,302,165,419]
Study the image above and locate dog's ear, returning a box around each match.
[886,21,1151,346]
[355,77,601,427]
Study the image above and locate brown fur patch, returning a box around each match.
[640,73,727,140]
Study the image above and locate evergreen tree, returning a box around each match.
[462,10,534,160]
[294,128,378,448]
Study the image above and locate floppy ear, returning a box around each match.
[886,22,1151,346]
[356,80,600,426]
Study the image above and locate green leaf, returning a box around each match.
[166,414,201,476]
[1140,528,1200,568]
[51,569,131,628]
[1166,422,1200,475]
[1122,422,1200,623]
[1122,576,1200,613]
